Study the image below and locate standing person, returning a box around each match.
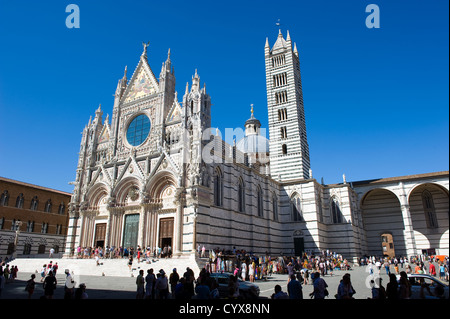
[49,247,54,258]
[40,264,47,282]
[384,260,390,275]
[429,261,436,277]
[183,267,195,299]
[169,268,180,298]
[309,272,328,299]
[398,271,411,299]
[241,261,247,282]
[156,269,169,299]
[195,277,210,299]
[336,273,355,299]
[64,269,76,299]
[52,263,58,275]
[136,269,145,299]
[25,274,36,299]
[386,273,398,300]
[137,246,142,263]
[249,262,255,283]
[43,270,57,299]
[438,263,445,280]
[287,274,303,299]
[145,268,156,299]
[201,245,206,258]
[128,255,133,271]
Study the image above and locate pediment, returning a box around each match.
[122,58,159,104]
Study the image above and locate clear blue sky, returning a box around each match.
[0,0,448,193]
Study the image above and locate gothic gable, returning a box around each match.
[122,58,159,104]
[166,98,182,123]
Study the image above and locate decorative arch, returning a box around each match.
[114,177,143,205]
[407,182,449,203]
[408,182,449,254]
[147,170,178,200]
[86,183,109,209]
[360,188,407,257]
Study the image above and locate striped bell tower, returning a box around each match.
[265,30,310,181]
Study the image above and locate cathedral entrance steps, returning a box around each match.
[8,254,201,278]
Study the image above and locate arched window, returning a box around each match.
[44,199,52,213]
[291,194,302,221]
[214,168,223,207]
[0,190,9,206]
[26,220,35,232]
[257,186,263,217]
[272,193,278,221]
[238,178,245,212]
[30,196,39,211]
[331,198,342,224]
[58,203,65,215]
[41,222,49,234]
[422,190,438,228]
[15,193,24,208]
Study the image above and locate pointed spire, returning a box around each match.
[286,30,291,42]
[265,37,270,48]
[165,48,172,72]
[250,104,254,118]
[278,29,283,38]
[94,104,103,123]
[191,69,200,92]
[123,65,128,79]
[185,82,189,94]
[293,42,299,56]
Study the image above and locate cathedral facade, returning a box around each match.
[65,32,449,261]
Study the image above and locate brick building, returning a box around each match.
[0,177,71,259]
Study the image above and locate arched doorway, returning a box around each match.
[361,189,406,257]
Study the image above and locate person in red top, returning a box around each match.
[429,262,436,276]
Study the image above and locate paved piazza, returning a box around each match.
[2,257,408,299]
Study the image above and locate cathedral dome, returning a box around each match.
[237,106,269,154]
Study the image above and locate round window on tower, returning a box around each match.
[126,114,151,147]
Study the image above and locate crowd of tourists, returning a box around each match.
[1,246,448,299]
[74,245,173,261]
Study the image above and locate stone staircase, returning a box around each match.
[7,254,201,278]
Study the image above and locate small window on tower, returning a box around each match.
[282,144,287,155]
